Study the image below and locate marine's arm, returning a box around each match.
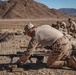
[18,38,38,63]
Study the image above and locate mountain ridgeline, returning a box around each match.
[58,8,76,16]
[0,0,74,19]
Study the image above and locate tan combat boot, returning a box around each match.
[67,56,76,69]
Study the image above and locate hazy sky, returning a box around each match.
[34,0,76,9]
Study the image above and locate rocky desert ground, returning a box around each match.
[0,19,76,75]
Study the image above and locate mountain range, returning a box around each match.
[58,8,76,16]
[0,0,75,19]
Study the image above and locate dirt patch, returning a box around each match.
[0,33,76,75]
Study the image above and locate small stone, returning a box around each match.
[12,68,24,72]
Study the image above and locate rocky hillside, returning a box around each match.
[58,8,76,16]
[0,0,72,19]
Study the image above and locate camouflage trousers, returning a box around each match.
[47,36,71,68]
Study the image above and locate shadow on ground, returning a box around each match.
[0,63,76,72]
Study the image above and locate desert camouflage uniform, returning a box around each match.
[70,21,76,38]
[56,21,60,29]
[47,36,71,68]
[68,20,76,37]
[70,21,76,32]
[60,22,66,29]
[18,25,71,68]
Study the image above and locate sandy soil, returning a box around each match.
[0,19,76,75]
